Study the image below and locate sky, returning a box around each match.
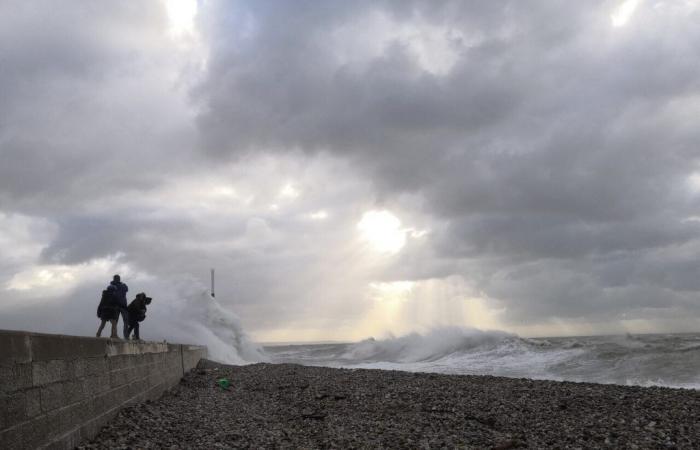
[1,0,699,343]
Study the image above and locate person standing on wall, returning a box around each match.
[125,292,152,341]
[96,284,119,338]
[110,274,129,338]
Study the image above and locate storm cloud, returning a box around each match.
[1,0,699,341]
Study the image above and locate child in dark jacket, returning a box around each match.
[125,293,152,341]
[96,285,119,338]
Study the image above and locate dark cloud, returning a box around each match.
[1,0,700,340]
[195,0,700,328]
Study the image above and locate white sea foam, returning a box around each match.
[342,327,514,363]
[267,328,700,390]
[144,277,267,364]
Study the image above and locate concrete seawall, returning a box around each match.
[0,329,207,449]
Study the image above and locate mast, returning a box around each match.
[210,268,215,298]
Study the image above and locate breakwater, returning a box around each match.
[0,330,207,449]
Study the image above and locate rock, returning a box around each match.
[301,408,327,420]
[76,361,700,449]
[491,439,519,450]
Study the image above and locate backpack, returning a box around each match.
[98,289,117,317]
[103,288,119,307]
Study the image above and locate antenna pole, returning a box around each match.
[211,268,215,297]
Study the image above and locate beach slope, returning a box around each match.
[80,361,699,449]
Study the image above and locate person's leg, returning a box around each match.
[109,319,118,338]
[121,308,129,339]
[133,322,140,340]
[125,323,133,340]
[96,320,106,337]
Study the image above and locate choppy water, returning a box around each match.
[264,328,700,390]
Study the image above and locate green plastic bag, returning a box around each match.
[217,378,230,390]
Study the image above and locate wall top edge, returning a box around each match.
[0,328,206,351]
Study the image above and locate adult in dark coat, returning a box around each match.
[110,274,129,338]
[125,293,152,341]
[96,285,119,338]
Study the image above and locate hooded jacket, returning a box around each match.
[97,286,119,321]
[110,280,129,308]
[127,294,150,324]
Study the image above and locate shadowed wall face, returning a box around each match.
[0,330,207,450]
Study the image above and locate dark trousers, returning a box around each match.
[119,307,129,339]
[126,321,140,340]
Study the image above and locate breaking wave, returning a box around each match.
[343,327,515,363]
[266,327,700,390]
[147,278,267,364]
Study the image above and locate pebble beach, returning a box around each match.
[79,361,700,449]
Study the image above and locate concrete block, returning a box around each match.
[33,360,71,386]
[136,363,151,381]
[39,380,85,414]
[182,346,207,371]
[81,373,110,398]
[25,387,41,418]
[108,354,138,372]
[45,402,78,442]
[108,368,129,388]
[0,331,32,365]
[78,417,103,444]
[72,356,108,378]
[92,383,130,416]
[124,389,147,407]
[31,334,106,361]
[44,428,82,450]
[61,380,86,405]
[0,363,32,393]
[0,392,26,429]
[0,414,48,450]
[142,352,159,364]
[106,340,168,357]
[145,382,166,401]
[147,369,165,388]
[127,377,150,399]
[45,399,94,443]
[40,382,65,413]
[90,392,110,417]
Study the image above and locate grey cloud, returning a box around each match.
[2,0,700,339]
[194,0,700,326]
[0,0,195,212]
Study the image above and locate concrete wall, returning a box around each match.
[0,330,207,450]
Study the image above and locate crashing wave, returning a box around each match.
[147,278,268,364]
[342,326,516,363]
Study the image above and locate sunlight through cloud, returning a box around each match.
[165,0,198,36]
[309,210,328,220]
[279,184,300,199]
[357,210,406,254]
[611,0,640,27]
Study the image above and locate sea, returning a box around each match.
[263,328,700,390]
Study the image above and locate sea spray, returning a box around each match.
[343,327,515,362]
[145,277,268,364]
[267,328,700,390]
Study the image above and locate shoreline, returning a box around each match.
[81,361,700,449]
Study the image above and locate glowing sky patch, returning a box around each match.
[370,281,415,300]
[279,184,300,199]
[611,0,640,27]
[165,0,198,36]
[331,10,465,76]
[357,210,407,254]
[309,210,328,220]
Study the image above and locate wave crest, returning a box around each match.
[342,327,516,363]
[148,278,268,364]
